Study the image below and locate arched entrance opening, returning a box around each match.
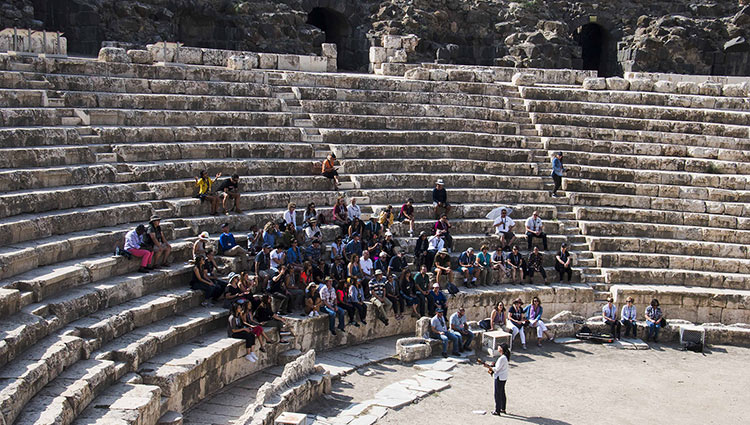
[575,23,609,76]
[307,7,356,70]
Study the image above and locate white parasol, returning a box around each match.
[486,206,514,221]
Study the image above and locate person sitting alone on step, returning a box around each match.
[397,198,416,237]
[194,170,221,215]
[321,152,340,189]
[555,243,573,283]
[550,151,565,198]
[432,179,451,218]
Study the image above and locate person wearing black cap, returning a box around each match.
[146,215,171,268]
[429,308,460,357]
[554,243,573,283]
[550,151,565,197]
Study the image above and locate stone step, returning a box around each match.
[61,116,82,126]
[13,358,122,425]
[301,133,324,142]
[46,97,65,108]
[72,382,162,425]
[594,290,612,301]
[173,226,194,239]
[95,153,117,163]
[275,92,296,100]
[0,333,85,425]
[294,119,314,127]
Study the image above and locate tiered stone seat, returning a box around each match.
[521,83,750,293]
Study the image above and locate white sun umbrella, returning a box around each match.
[486,206,514,221]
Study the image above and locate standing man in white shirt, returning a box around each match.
[525,210,548,251]
[602,297,621,340]
[348,198,361,221]
[493,208,516,251]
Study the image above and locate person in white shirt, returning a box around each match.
[492,208,516,251]
[491,343,510,416]
[319,277,346,336]
[270,247,286,271]
[429,308,460,357]
[620,296,638,338]
[304,218,322,243]
[283,202,300,231]
[602,297,621,340]
[124,225,153,273]
[449,308,474,351]
[347,198,361,221]
[359,250,373,280]
[525,211,548,251]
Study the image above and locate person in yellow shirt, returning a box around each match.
[378,205,394,231]
[194,170,222,215]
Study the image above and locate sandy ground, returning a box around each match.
[306,341,750,425]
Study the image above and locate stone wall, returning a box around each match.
[0,28,67,54]
[3,1,750,75]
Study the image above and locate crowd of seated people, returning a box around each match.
[117,169,588,362]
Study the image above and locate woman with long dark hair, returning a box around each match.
[491,343,511,416]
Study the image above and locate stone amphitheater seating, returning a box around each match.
[0,51,748,424]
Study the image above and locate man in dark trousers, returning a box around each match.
[432,178,450,218]
[550,152,565,197]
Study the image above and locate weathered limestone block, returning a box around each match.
[654,80,675,93]
[628,78,654,91]
[383,35,403,49]
[699,82,723,96]
[402,34,419,52]
[390,48,408,63]
[326,57,337,72]
[676,81,700,95]
[98,47,130,63]
[396,337,432,362]
[606,77,629,91]
[258,53,278,69]
[405,67,430,80]
[202,48,232,66]
[0,29,68,54]
[512,72,536,86]
[147,42,178,62]
[227,54,259,71]
[299,55,328,72]
[582,77,606,90]
[321,43,337,58]
[178,47,203,64]
[722,82,748,97]
[430,69,448,81]
[127,49,152,64]
[416,317,431,339]
[369,47,386,64]
[277,54,300,71]
[447,69,475,82]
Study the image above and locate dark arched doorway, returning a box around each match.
[575,23,609,76]
[307,7,356,70]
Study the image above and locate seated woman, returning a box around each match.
[336,281,359,327]
[385,273,404,320]
[228,302,258,362]
[194,170,221,215]
[480,301,509,332]
[554,243,573,283]
[332,197,350,234]
[347,278,368,325]
[508,298,528,350]
[300,261,314,286]
[303,202,322,227]
[505,246,526,284]
[491,247,508,285]
[321,153,340,189]
[192,231,210,261]
[241,301,271,354]
[378,205,395,231]
[348,217,365,241]
[524,296,552,346]
[254,294,290,343]
[347,254,364,296]
[621,296,638,338]
[414,231,429,269]
[398,269,419,318]
[645,298,664,343]
[304,282,323,317]
[191,256,222,302]
[223,272,252,308]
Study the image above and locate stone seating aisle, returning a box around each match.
[519,82,750,294]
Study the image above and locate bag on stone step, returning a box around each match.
[115,246,133,260]
[446,282,460,295]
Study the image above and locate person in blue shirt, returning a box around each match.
[262,221,282,249]
[456,247,480,288]
[550,151,565,197]
[523,296,552,346]
[427,282,447,316]
[218,223,249,271]
[345,233,363,259]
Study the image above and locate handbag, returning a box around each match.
[659,318,668,328]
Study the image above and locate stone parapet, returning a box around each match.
[0,28,67,55]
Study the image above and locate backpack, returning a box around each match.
[446,282,460,295]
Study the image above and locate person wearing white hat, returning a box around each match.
[193,231,211,260]
[432,179,451,219]
[428,282,447,315]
